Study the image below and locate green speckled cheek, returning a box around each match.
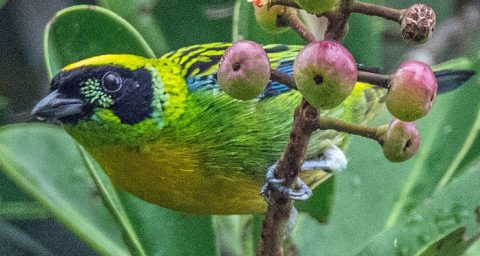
[146,65,167,128]
[80,78,113,108]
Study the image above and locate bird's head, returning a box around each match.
[32,55,187,145]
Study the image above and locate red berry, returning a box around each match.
[252,0,264,8]
[293,41,357,109]
[380,119,420,162]
[386,61,437,121]
[218,40,271,100]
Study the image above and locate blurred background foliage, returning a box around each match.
[0,0,480,255]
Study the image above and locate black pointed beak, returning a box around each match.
[31,89,85,120]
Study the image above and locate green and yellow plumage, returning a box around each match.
[35,43,384,214]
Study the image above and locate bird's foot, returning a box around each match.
[260,145,347,204]
[260,164,313,204]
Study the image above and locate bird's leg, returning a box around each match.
[261,144,347,203]
[284,206,298,239]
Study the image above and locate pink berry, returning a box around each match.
[386,61,437,121]
[293,41,357,109]
[380,119,420,162]
[218,40,271,100]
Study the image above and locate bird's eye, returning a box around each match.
[102,72,122,92]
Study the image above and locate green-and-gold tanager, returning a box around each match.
[32,43,474,214]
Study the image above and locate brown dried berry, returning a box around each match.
[401,4,436,45]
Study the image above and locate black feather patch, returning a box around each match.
[435,70,476,94]
[50,65,154,125]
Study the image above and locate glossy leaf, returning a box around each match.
[120,193,217,256]
[344,0,385,67]
[0,124,130,256]
[357,162,480,255]
[98,0,171,55]
[44,5,155,78]
[78,146,146,256]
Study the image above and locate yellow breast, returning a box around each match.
[84,139,330,215]
[86,140,268,214]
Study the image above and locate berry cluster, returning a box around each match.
[219,0,438,163]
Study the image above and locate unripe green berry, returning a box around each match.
[401,4,436,45]
[386,61,437,121]
[254,4,293,34]
[293,41,357,109]
[380,119,420,162]
[295,0,338,14]
[218,40,271,100]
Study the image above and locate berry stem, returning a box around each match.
[324,0,353,41]
[270,0,301,9]
[357,71,391,89]
[351,1,404,23]
[271,69,297,90]
[317,117,381,141]
[279,12,317,42]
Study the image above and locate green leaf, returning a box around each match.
[464,235,480,256]
[0,201,50,220]
[0,124,130,256]
[120,192,218,256]
[344,0,385,67]
[231,0,250,41]
[78,146,146,256]
[44,5,155,78]
[418,227,477,256]
[357,162,480,255]
[296,177,335,223]
[152,0,235,47]
[98,0,171,55]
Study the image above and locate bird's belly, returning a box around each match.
[86,143,268,214]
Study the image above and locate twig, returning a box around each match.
[324,0,353,41]
[357,71,391,89]
[270,69,297,90]
[317,117,380,141]
[258,100,319,256]
[351,1,404,23]
[258,0,353,255]
[279,13,317,42]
